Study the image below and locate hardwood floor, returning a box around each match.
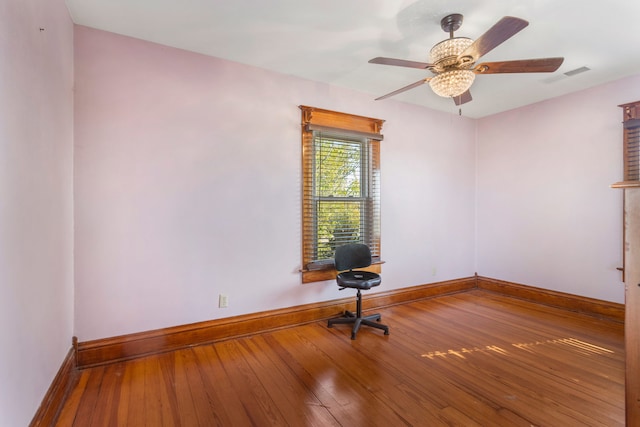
[55,290,624,426]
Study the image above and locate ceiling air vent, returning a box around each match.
[564,66,591,77]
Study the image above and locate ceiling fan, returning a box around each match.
[369,14,564,105]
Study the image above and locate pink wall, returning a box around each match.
[0,0,74,425]
[476,76,639,303]
[73,26,477,341]
[73,23,632,344]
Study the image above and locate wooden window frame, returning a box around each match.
[613,101,640,283]
[299,105,384,283]
[618,101,640,183]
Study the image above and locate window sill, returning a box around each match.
[301,261,384,284]
[611,181,640,188]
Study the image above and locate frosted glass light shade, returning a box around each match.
[429,70,476,98]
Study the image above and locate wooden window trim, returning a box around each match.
[612,100,640,283]
[613,101,640,185]
[299,105,384,283]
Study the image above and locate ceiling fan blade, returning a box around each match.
[369,57,434,70]
[453,90,472,106]
[458,16,529,62]
[474,57,564,74]
[375,78,430,100]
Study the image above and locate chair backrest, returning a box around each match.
[334,243,372,271]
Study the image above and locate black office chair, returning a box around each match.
[327,243,389,340]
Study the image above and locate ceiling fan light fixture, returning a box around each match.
[429,69,475,98]
[429,37,473,66]
[370,15,560,106]
[429,37,476,98]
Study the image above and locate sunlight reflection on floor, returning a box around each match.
[420,337,614,360]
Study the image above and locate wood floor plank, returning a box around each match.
[109,363,130,426]
[378,302,536,426]
[88,363,124,427]
[121,359,145,426]
[164,350,200,426]
[266,325,413,425]
[55,291,624,426]
[191,344,256,426]
[71,366,106,426]
[172,348,218,426]
[213,339,291,426]
[405,293,624,426]
[54,369,90,426]
[318,321,467,425]
[286,323,442,425]
[142,355,178,426]
[235,335,340,426]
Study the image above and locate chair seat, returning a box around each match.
[337,271,381,290]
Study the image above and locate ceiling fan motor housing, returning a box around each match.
[440,13,464,35]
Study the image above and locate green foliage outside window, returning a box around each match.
[313,134,368,260]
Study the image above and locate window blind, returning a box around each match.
[624,118,640,181]
[302,131,380,270]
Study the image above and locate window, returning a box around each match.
[620,101,640,182]
[312,132,376,260]
[300,106,384,283]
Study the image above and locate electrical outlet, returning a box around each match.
[218,294,229,308]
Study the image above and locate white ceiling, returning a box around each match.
[64,0,640,118]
